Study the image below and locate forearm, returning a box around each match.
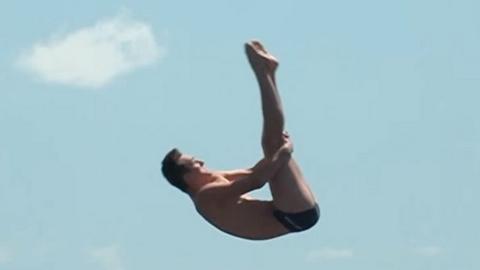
[225,150,291,195]
[218,169,252,181]
[255,156,288,180]
[214,138,293,197]
[219,156,283,182]
[250,146,291,183]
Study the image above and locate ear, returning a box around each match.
[182,169,195,183]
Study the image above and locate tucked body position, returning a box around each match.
[162,41,319,240]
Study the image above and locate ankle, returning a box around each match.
[255,70,274,81]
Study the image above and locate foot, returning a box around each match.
[245,40,279,75]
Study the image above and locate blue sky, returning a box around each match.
[1,0,479,269]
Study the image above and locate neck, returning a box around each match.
[186,171,216,196]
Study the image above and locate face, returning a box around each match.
[177,154,206,173]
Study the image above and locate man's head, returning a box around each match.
[161,148,206,193]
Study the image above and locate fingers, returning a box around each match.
[282,131,294,153]
[273,140,293,160]
[282,131,292,145]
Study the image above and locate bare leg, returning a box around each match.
[245,41,317,213]
[245,41,284,156]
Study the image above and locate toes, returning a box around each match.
[245,42,259,56]
[245,40,278,71]
[247,40,264,53]
[246,40,271,56]
[251,40,268,54]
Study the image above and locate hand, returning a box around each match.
[281,131,293,154]
[273,134,294,162]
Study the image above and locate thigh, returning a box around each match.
[268,158,317,213]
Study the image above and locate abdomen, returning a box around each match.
[200,198,289,240]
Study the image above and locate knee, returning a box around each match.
[261,135,283,157]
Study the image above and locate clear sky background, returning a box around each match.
[1,0,479,269]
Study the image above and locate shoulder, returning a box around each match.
[193,177,246,209]
[191,182,226,217]
[193,181,230,205]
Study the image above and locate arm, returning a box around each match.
[217,169,252,182]
[217,158,269,181]
[199,142,293,201]
[247,133,294,180]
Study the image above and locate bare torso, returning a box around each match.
[192,175,289,240]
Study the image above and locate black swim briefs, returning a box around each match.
[273,204,320,232]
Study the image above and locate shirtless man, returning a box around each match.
[161,41,319,240]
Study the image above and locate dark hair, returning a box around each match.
[161,148,189,192]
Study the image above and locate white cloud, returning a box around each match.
[17,12,164,88]
[306,247,353,262]
[91,245,124,270]
[413,246,443,257]
[0,246,12,264]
